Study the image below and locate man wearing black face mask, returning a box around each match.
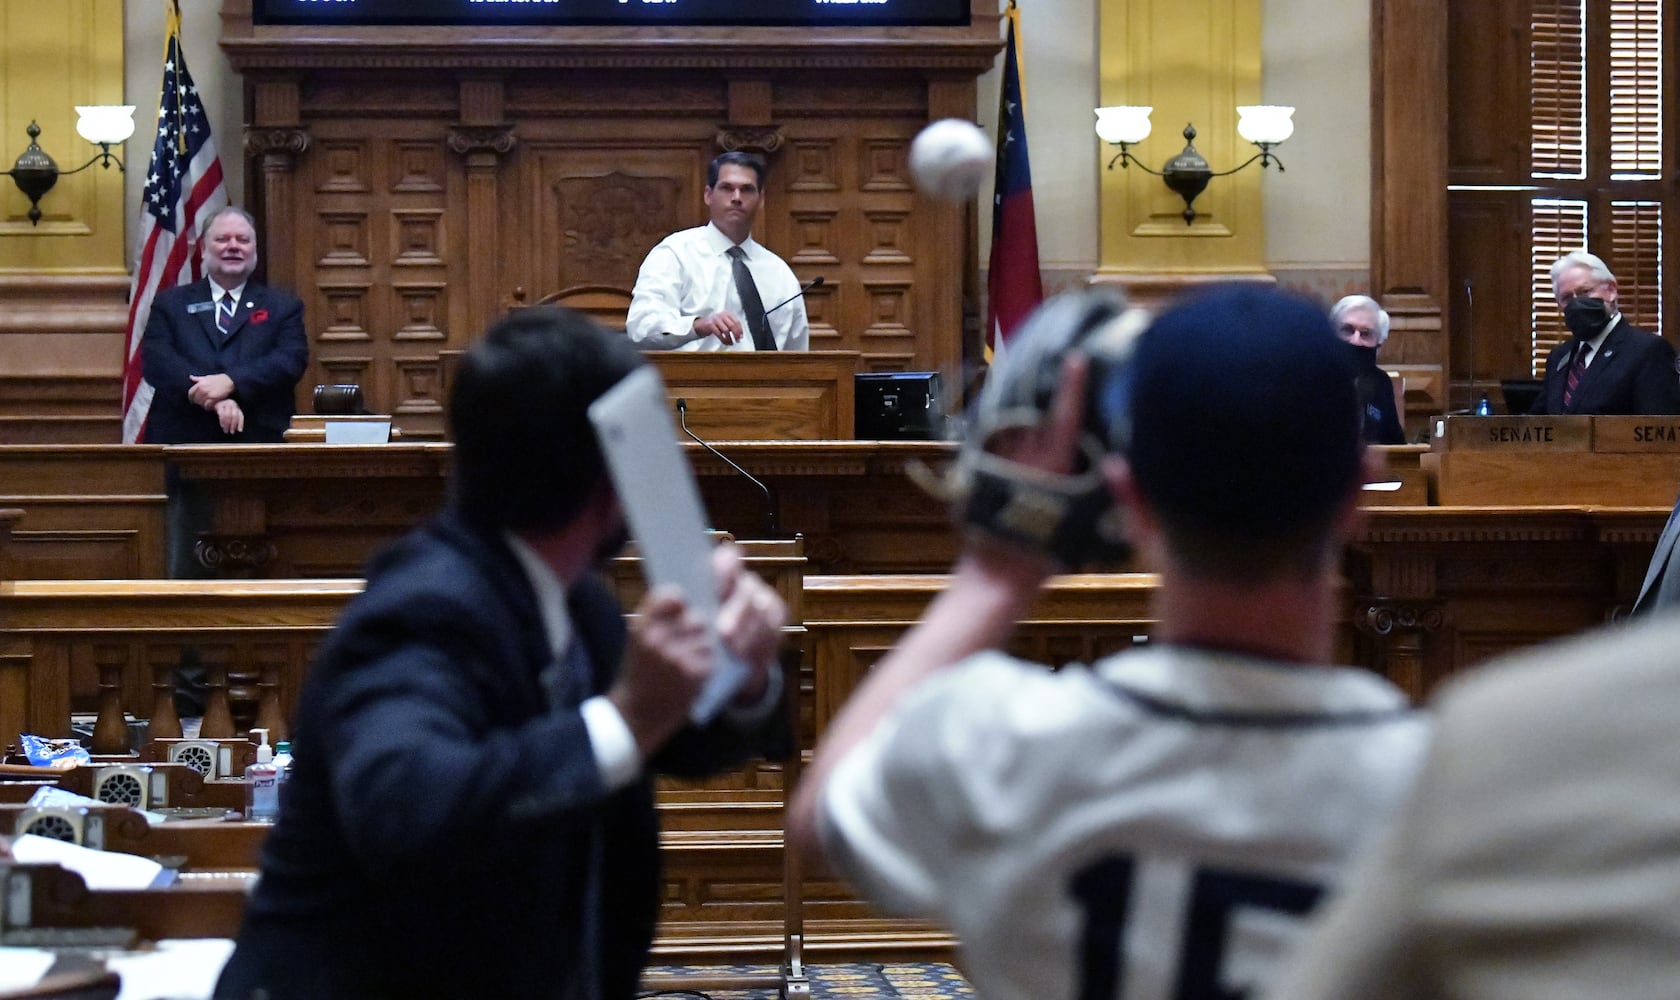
[1529,251,1680,416]
[1332,295,1406,444]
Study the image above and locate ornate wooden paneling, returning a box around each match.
[0,446,166,578]
[1371,0,1451,409]
[292,121,466,439]
[1448,190,1533,402]
[647,352,858,441]
[219,0,1002,437]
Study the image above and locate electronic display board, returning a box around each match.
[253,0,971,27]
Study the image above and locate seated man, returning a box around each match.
[626,152,811,352]
[1332,294,1406,444]
[789,286,1431,1000]
[1530,251,1680,415]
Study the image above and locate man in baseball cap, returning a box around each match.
[789,284,1429,1000]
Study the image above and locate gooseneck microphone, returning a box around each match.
[676,398,780,538]
[764,275,825,317]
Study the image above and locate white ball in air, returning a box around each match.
[909,119,992,202]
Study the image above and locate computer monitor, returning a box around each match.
[1500,378,1544,416]
[855,372,945,440]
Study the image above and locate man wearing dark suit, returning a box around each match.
[1332,294,1406,444]
[1633,494,1680,615]
[215,307,790,1000]
[1529,251,1680,416]
[140,206,308,444]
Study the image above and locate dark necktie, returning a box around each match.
[1564,342,1592,409]
[216,296,236,337]
[726,245,776,352]
[546,638,601,1000]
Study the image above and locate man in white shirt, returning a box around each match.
[627,152,810,352]
[788,285,1431,1000]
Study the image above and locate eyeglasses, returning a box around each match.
[1556,280,1612,305]
[1339,323,1379,340]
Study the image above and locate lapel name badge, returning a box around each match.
[186,301,214,314]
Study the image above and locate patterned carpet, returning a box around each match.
[641,963,974,999]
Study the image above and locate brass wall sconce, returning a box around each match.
[2,106,136,226]
[1095,105,1294,225]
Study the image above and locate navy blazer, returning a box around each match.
[140,278,309,443]
[1530,320,1680,416]
[215,511,787,1000]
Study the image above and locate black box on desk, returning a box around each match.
[855,372,945,440]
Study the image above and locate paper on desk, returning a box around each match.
[0,949,57,991]
[107,938,236,1000]
[588,366,748,724]
[11,835,168,890]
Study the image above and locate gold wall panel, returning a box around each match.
[0,0,127,271]
[1096,0,1268,279]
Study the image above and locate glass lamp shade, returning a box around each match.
[1094,106,1153,145]
[75,106,136,146]
[1236,105,1294,145]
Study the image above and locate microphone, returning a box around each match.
[676,398,780,538]
[1464,277,1476,402]
[764,275,824,317]
[1464,278,1491,415]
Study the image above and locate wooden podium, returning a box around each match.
[1425,415,1680,505]
[646,351,859,441]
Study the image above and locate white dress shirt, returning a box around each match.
[626,222,810,352]
[506,535,642,791]
[211,280,248,318]
[505,533,784,792]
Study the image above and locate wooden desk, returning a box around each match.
[0,446,167,579]
[165,441,957,577]
[439,349,861,442]
[1365,444,1430,506]
[3,863,253,941]
[0,543,803,755]
[647,351,859,441]
[1426,415,1680,506]
[0,441,1445,581]
[1,804,267,870]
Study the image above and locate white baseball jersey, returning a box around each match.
[819,645,1430,1000]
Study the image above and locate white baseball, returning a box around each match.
[909,118,992,202]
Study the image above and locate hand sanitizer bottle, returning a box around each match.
[246,728,280,822]
[272,740,294,783]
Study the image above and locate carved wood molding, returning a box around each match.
[0,273,128,337]
[1355,601,1447,637]
[1371,0,1450,383]
[244,127,311,161]
[165,444,454,481]
[447,125,517,159]
[218,0,1003,72]
[1357,510,1601,545]
[221,42,1003,74]
[195,535,278,576]
[715,125,785,156]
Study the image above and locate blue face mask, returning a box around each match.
[1563,296,1613,339]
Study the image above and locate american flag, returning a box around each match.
[985,1,1043,358]
[120,0,229,444]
